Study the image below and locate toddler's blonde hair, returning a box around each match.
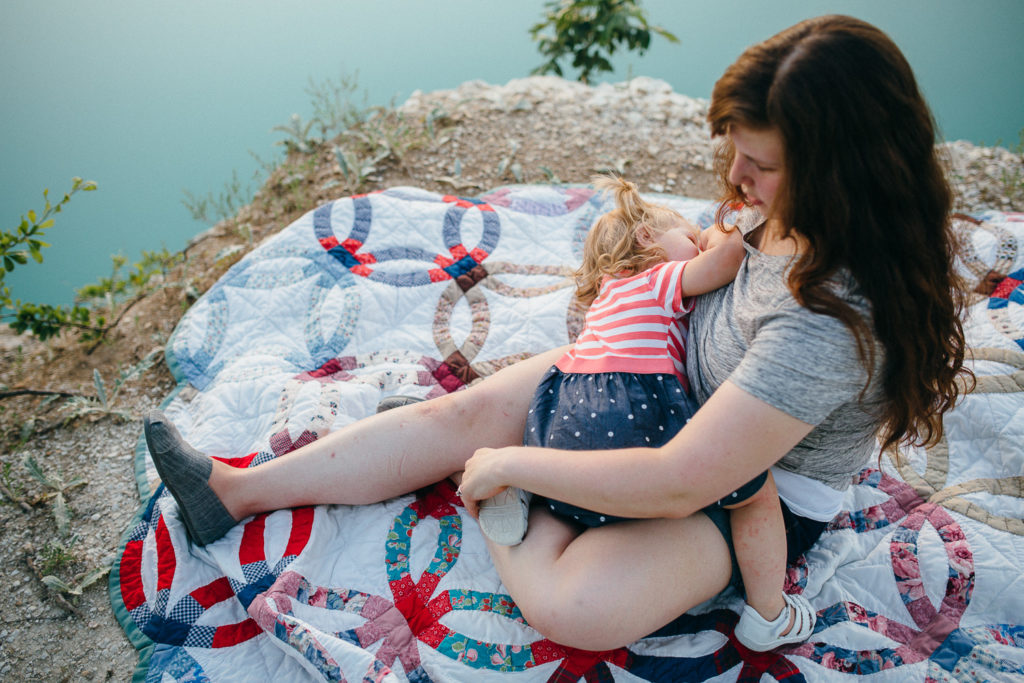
[575,175,695,305]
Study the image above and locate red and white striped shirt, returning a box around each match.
[557,260,694,389]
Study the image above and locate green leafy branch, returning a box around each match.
[3,178,188,346]
[7,248,181,348]
[530,0,679,84]
[0,178,111,343]
[1,180,111,343]
[1,177,96,278]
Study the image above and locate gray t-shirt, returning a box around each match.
[686,211,885,492]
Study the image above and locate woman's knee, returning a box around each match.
[399,384,496,431]
[513,517,731,650]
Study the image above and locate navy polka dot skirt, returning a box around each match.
[524,366,699,527]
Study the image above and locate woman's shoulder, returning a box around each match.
[749,260,870,314]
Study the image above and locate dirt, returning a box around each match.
[0,75,1020,681]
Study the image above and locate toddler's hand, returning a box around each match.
[701,223,740,250]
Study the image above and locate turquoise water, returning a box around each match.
[3,0,1022,307]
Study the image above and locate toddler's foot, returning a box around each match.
[375,395,424,413]
[143,410,238,546]
[477,487,532,546]
[734,592,816,651]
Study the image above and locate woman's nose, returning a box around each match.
[728,156,748,187]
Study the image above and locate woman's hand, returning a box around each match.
[458,446,517,518]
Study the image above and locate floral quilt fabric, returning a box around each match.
[112,186,1024,682]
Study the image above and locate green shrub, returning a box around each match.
[530,0,678,83]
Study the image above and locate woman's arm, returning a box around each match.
[459,379,814,519]
[679,225,745,296]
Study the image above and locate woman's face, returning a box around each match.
[728,125,785,214]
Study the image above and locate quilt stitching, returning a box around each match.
[112,189,1024,681]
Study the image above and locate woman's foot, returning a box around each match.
[734,592,816,651]
[143,410,238,546]
[477,487,532,546]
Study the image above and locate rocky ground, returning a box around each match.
[0,76,1020,681]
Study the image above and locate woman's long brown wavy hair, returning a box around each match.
[707,15,971,453]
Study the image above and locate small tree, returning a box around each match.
[530,0,679,84]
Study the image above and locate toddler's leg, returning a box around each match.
[724,471,816,650]
[726,471,786,624]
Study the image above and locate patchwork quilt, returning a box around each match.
[111,185,1024,682]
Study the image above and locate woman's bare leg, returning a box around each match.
[484,508,733,650]
[202,347,566,519]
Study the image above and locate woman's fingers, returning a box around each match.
[459,447,511,517]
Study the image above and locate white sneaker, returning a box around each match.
[734,592,816,651]
[477,487,532,546]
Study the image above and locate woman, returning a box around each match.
[145,15,969,651]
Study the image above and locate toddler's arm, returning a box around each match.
[679,224,745,296]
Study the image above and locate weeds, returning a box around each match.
[539,166,563,184]
[22,454,86,536]
[436,157,482,192]
[272,71,370,155]
[330,106,436,193]
[62,348,162,423]
[424,107,450,141]
[273,113,320,155]
[182,169,259,227]
[40,540,76,574]
[0,461,28,509]
[2,461,22,494]
[25,540,111,616]
[1000,167,1024,207]
[190,70,446,221]
[497,140,524,183]
[344,108,425,165]
[334,145,388,192]
[998,128,1024,206]
[306,71,368,141]
[40,563,111,601]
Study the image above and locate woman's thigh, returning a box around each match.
[453,346,569,446]
[225,346,568,510]
[489,507,733,651]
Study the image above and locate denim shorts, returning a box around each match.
[545,468,770,528]
[529,367,698,527]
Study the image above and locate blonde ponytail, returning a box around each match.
[593,175,646,228]
[575,176,686,305]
